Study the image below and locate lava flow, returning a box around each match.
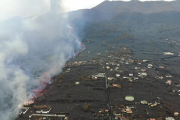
[24,26,86,105]
[69,27,86,56]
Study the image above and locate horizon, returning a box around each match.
[0,0,176,21]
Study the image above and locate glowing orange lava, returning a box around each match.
[24,26,86,105]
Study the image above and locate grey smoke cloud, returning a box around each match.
[0,0,50,21]
[51,0,61,13]
[0,0,82,119]
[0,35,29,119]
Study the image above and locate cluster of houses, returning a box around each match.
[88,53,180,119]
[18,45,180,120]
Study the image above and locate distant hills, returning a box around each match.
[67,0,180,25]
[94,0,180,16]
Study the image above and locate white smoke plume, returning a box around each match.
[0,0,82,119]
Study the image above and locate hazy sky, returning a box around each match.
[0,0,175,20]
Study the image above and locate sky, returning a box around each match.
[0,0,175,21]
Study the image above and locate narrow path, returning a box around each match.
[104,62,112,120]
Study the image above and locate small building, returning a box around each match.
[92,73,105,80]
[116,74,120,77]
[166,75,172,77]
[126,106,132,113]
[138,72,147,78]
[129,74,133,77]
[141,100,148,105]
[159,66,165,69]
[115,67,119,70]
[135,67,140,70]
[123,77,128,79]
[112,84,121,88]
[166,80,172,85]
[108,77,115,81]
[96,73,105,77]
[174,112,179,116]
[164,52,174,55]
[106,66,110,69]
[75,82,80,85]
[165,117,175,120]
[143,60,148,62]
[92,76,97,80]
[147,64,153,68]
[134,77,138,81]
[65,68,71,72]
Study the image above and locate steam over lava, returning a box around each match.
[0,0,84,119]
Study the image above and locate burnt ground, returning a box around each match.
[17,63,110,120]
[16,11,180,120]
[16,45,180,120]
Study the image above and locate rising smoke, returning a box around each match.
[0,0,82,119]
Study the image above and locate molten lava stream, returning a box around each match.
[25,26,86,105]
